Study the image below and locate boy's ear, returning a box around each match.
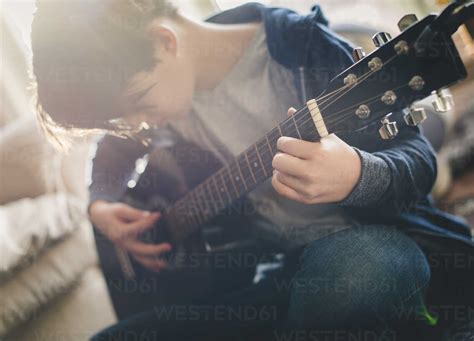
[150,24,178,57]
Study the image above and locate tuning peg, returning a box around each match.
[372,32,392,47]
[404,107,427,126]
[352,47,366,62]
[398,14,418,32]
[432,90,454,113]
[379,116,398,140]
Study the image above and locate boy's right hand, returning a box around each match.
[89,200,172,272]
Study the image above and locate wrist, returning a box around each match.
[346,147,362,198]
[339,148,391,207]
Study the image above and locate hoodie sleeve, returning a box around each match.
[300,7,437,212]
[338,120,437,213]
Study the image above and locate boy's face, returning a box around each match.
[118,24,196,130]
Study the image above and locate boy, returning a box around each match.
[31,1,473,339]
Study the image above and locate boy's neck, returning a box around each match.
[180,15,262,92]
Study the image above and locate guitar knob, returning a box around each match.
[432,90,454,113]
[352,47,366,62]
[372,32,392,47]
[404,107,427,126]
[398,14,418,31]
[379,117,399,140]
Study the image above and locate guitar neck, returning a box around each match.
[165,106,320,242]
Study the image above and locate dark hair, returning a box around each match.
[31,0,177,147]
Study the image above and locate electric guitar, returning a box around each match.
[94,5,473,319]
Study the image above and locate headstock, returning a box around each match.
[319,12,468,140]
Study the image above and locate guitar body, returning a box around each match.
[94,132,259,319]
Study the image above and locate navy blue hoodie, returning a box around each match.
[89,3,473,247]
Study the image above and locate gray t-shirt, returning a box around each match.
[170,25,352,250]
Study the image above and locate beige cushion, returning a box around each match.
[0,114,93,205]
[0,118,58,205]
[58,141,92,202]
[0,219,97,337]
[5,266,116,341]
[0,192,86,277]
[0,12,32,128]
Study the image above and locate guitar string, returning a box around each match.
[222,53,400,170]
[173,98,399,226]
[186,82,413,226]
[287,81,406,142]
[169,54,404,224]
[196,80,411,220]
[170,65,403,225]
[255,81,411,166]
[248,53,399,148]
[313,82,410,130]
[283,54,399,132]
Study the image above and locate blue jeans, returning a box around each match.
[92,225,431,340]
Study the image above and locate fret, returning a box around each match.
[256,138,274,176]
[223,166,240,198]
[217,171,233,203]
[176,199,199,229]
[239,153,257,187]
[183,203,198,229]
[296,110,320,142]
[234,158,248,191]
[277,124,283,137]
[245,147,266,183]
[292,114,302,139]
[200,184,216,217]
[264,133,275,157]
[280,119,300,139]
[201,182,219,215]
[209,176,226,211]
[254,144,267,177]
[267,128,281,155]
[189,190,207,225]
[229,161,247,197]
[191,188,204,217]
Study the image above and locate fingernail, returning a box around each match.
[142,211,151,216]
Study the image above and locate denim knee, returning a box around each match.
[286,225,431,329]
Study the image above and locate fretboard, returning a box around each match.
[165,107,320,242]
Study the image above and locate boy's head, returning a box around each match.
[32,0,197,143]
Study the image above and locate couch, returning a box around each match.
[0,11,116,340]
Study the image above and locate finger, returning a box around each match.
[287,107,298,117]
[272,152,307,178]
[276,137,316,160]
[124,212,161,236]
[122,240,172,258]
[271,173,308,203]
[133,254,169,272]
[274,170,310,195]
[116,204,153,222]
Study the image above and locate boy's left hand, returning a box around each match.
[271,107,362,204]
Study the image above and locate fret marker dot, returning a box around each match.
[254,162,258,168]
[220,188,224,192]
[235,176,240,181]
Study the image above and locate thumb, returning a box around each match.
[287,107,297,117]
